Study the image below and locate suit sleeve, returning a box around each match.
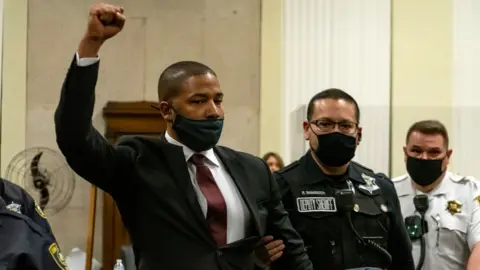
[381,180,415,270]
[263,164,313,270]
[54,55,135,194]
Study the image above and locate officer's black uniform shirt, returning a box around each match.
[272,152,414,270]
[0,178,68,270]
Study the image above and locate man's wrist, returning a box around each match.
[77,35,104,58]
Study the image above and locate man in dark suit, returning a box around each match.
[54,3,313,270]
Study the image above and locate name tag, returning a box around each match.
[296,197,337,213]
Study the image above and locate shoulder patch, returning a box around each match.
[392,174,409,183]
[277,160,299,174]
[49,243,69,270]
[34,201,46,219]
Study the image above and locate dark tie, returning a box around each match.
[190,154,227,246]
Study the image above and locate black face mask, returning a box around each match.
[406,156,445,186]
[172,113,224,152]
[313,132,357,167]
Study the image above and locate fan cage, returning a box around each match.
[4,147,76,217]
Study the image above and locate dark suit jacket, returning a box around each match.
[54,56,313,270]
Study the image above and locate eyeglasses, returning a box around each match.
[309,119,358,135]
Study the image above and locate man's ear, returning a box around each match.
[303,121,310,140]
[447,149,453,158]
[158,101,173,122]
[356,127,362,145]
[445,149,453,167]
[403,146,408,162]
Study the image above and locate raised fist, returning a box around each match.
[85,3,126,41]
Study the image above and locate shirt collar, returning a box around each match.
[303,152,363,184]
[164,131,220,167]
[410,171,451,196]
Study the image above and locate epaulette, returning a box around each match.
[375,172,391,181]
[350,161,374,174]
[392,174,409,183]
[277,160,299,175]
[450,173,476,183]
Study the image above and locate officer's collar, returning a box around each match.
[302,152,366,184]
[410,171,451,197]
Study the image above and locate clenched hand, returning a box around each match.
[78,3,126,58]
[85,3,126,41]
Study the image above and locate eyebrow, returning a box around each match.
[190,92,223,98]
[314,118,354,122]
[410,145,442,151]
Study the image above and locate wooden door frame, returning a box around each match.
[102,101,165,269]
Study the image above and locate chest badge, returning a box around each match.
[358,174,380,195]
[446,200,462,215]
[297,196,337,213]
[6,202,22,214]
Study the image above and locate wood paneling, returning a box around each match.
[102,101,166,269]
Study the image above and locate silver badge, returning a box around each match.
[359,173,380,194]
[380,204,388,212]
[297,197,337,213]
[6,202,22,214]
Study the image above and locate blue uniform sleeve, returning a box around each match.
[20,189,57,242]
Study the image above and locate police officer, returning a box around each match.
[0,177,68,269]
[272,89,414,270]
[393,120,480,270]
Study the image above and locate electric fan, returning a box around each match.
[4,147,76,216]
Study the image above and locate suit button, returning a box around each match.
[217,251,223,256]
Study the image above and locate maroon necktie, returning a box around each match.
[190,154,227,246]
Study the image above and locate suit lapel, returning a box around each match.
[158,134,213,245]
[214,147,261,235]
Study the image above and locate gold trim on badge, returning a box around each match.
[446,200,462,215]
[48,243,68,270]
[353,204,359,212]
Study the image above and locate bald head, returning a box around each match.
[157,61,217,102]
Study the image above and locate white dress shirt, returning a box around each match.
[164,132,250,243]
[75,52,250,243]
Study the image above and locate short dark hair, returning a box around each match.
[157,61,217,101]
[262,152,285,169]
[306,88,360,122]
[406,120,449,147]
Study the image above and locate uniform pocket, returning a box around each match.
[435,212,469,262]
[440,213,467,233]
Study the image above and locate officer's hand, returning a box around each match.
[255,235,285,265]
[85,3,125,41]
